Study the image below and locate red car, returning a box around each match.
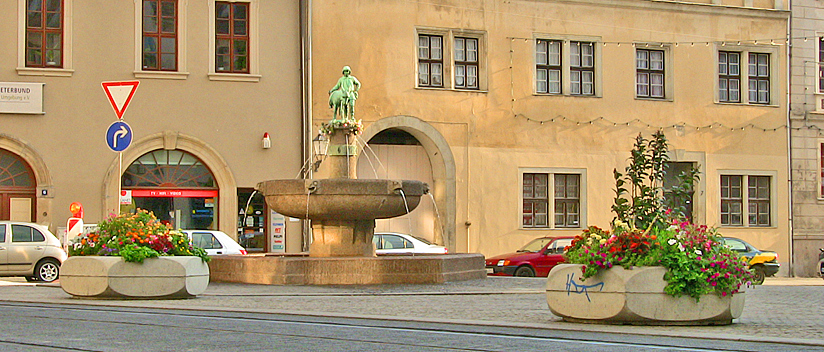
[485,236,575,277]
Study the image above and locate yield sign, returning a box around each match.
[101,80,139,119]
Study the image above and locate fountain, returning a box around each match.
[207,67,485,285]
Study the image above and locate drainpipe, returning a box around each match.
[300,0,313,252]
[785,2,794,276]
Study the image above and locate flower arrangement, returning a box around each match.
[564,132,752,300]
[565,219,752,300]
[68,209,209,263]
[320,118,363,135]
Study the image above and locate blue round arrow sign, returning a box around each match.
[106,121,132,152]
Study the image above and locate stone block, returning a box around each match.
[208,253,486,285]
[60,256,210,299]
[546,264,744,325]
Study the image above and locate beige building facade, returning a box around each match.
[309,0,792,272]
[789,0,824,276]
[0,0,306,253]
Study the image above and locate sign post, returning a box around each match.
[102,81,139,215]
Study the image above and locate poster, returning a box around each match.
[270,211,286,253]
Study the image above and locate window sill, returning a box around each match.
[635,96,673,102]
[415,87,488,93]
[17,67,74,77]
[134,71,190,80]
[208,73,262,82]
[534,93,601,98]
[715,101,780,108]
[520,227,582,231]
[718,225,777,229]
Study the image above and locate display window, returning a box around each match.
[121,150,218,230]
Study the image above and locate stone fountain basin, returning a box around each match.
[256,179,429,220]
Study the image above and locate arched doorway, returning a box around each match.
[0,149,36,221]
[357,129,435,241]
[121,149,218,230]
[359,116,457,251]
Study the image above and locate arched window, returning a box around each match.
[122,149,215,188]
[0,149,35,188]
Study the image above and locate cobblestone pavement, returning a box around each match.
[1,276,823,346]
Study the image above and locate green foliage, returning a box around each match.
[565,219,753,300]
[68,209,210,263]
[611,131,700,225]
[567,132,748,301]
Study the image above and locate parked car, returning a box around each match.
[373,232,448,255]
[180,230,247,256]
[721,237,779,284]
[485,236,575,277]
[0,221,67,282]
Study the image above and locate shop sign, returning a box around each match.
[0,82,45,114]
[131,189,219,198]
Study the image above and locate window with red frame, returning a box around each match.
[215,2,249,73]
[142,0,178,71]
[26,0,63,68]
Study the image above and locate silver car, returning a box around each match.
[0,221,67,282]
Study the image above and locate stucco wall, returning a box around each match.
[311,0,791,270]
[0,0,303,238]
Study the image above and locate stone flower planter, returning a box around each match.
[546,264,745,325]
[60,256,209,299]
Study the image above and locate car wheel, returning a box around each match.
[751,266,766,285]
[514,266,535,277]
[35,259,60,283]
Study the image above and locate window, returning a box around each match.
[208,0,258,81]
[418,34,443,88]
[720,174,771,227]
[570,42,594,95]
[749,53,770,104]
[819,37,824,93]
[554,174,580,228]
[820,143,824,197]
[191,232,223,249]
[11,224,45,242]
[0,224,5,242]
[25,0,63,68]
[535,38,598,96]
[416,28,485,90]
[379,234,412,249]
[454,37,478,89]
[522,171,584,229]
[215,1,249,73]
[142,0,177,71]
[536,40,561,94]
[718,51,740,103]
[748,176,770,226]
[636,49,665,99]
[523,173,549,228]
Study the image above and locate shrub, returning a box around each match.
[68,209,209,263]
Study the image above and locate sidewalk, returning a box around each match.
[1,276,823,347]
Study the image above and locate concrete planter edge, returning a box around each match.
[60,256,210,299]
[546,264,745,325]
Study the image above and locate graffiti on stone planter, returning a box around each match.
[565,273,604,302]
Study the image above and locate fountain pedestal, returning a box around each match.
[310,220,375,257]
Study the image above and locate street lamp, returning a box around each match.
[312,133,328,172]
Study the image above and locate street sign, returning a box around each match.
[101,81,139,119]
[106,121,132,152]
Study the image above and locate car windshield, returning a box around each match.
[518,238,552,253]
